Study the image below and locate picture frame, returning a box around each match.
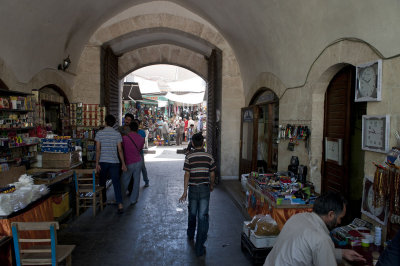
[243,109,253,122]
[361,176,387,225]
[355,59,382,102]
[324,137,343,165]
[362,115,390,153]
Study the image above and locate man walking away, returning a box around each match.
[179,133,216,257]
[95,114,127,214]
[120,121,144,206]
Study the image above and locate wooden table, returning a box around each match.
[29,169,75,186]
[0,195,53,266]
[246,181,313,230]
[340,244,383,266]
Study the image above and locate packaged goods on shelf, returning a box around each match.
[40,138,74,153]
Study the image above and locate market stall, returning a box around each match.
[243,172,314,230]
[0,166,53,266]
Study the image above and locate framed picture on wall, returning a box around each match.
[324,137,343,165]
[361,115,390,153]
[355,59,382,102]
[361,176,387,225]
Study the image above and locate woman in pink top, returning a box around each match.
[120,121,144,206]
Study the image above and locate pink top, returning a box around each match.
[122,132,144,165]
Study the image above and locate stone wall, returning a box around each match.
[75,13,245,178]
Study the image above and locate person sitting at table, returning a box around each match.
[264,192,366,266]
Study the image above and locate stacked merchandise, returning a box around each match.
[40,137,81,168]
[0,95,34,111]
[41,137,74,153]
[70,103,106,127]
[0,174,49,216]
[243,214,280,248]
[241,214,280,264]
[247,171,316,206]
[331,218,375,247]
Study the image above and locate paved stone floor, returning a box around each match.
[58,146,252,266]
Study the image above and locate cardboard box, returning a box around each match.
[0,165,26,186]
[52,192,69,217]
[42,151,81,168]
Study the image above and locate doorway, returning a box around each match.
[322,65,366,223]
[239,89,279,178]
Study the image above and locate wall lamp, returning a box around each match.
[58,55,71,71]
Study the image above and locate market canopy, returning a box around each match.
[164,92,205,104]
[122,82,142,101]
[134,76,161,94]
[167,77,206,93]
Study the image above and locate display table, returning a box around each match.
[28,169,75,186]
[0,195,54,266]
[340,244,383,266]
[246,181,313,230]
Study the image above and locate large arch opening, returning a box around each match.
[122,64,207,151]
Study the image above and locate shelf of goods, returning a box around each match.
[0,90,38,171]
[69,103,106,128]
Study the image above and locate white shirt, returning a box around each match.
[264,212,342,266]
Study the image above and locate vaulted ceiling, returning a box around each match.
[1,0,400,89]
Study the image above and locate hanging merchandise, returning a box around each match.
[373,164,387,208]
[280,123,311,152]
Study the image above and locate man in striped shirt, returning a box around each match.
[95,114,127,213]
[179,133,216,257]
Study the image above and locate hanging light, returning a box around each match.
[58,55,71,71]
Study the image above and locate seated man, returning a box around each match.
[264,192,366,266]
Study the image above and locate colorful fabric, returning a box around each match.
[95,127,122,163]
[183,149,216,185]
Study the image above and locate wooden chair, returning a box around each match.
[74,169,104,217]
[11,221,75,266]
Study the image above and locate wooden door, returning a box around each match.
[207,49,222,182]
[239,106,258,178]
[322,66,354,194]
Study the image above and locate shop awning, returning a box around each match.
[164,92,205,104]
[137,99,158,105]
[123,82,143,101]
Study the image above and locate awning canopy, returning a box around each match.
[122,82,143,101]
[164,92,205,104]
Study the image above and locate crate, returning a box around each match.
[241,232,272,265]
[42,151,81,168]
[250,230,277,248]
[243,221,251,237]
[52,192,69,217]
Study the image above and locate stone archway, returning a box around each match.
[246,72,287,106]
[118,44,207,80]
[73,12,245,178]
[307,40,381,191]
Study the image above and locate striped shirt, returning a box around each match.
[95,127,122,163]
[183,149,216,186]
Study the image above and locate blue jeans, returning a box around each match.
[121,160,143,204]
[187,184,210,256]
[99,162,122,204]
[141,154,149,185]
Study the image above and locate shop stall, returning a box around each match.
[243,172,314,230]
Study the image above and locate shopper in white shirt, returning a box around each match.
[264,192,366,266]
